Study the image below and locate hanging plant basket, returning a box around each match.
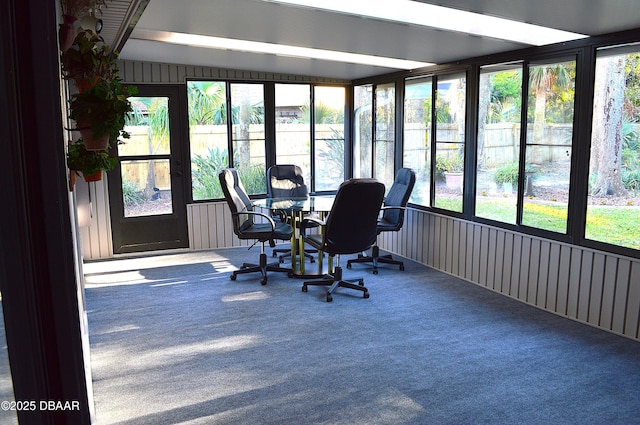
[77,122,110,150]
[82,170,103,182]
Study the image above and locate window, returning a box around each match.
[375,83,396,187]
[230,83,266,195]
[187,81,228,200]
[434,73,466,212]
[354,83,396,188]
[403,77,432,206]
[521,58,576,233]
[275,83,311,184]
[586,44,640,250]
[314,86,346,191]
[475,63,523,223]
[354,84,373,178]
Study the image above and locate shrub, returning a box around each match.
[494,162,519,184]
[623,168,640,192]
[191,147,229,200]
[122,178,145,206]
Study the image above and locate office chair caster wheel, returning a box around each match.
[346,263,352,269]
[261,277,267,285]
[230,274,237,281]
[302,284,308,292]
[326,293,333,302]
[358,279,364,286]
[363,291,369,299]
[279,257,284,264]
[373,269,378,275]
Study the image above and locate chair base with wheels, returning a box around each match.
[347,245,405,275]
[273,245,316,264]
[302,264,369,303]
[232,242,292,285]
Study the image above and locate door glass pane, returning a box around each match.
[587,46,640,250]
[434,74,466,212]
[123,97,170,156]
[476,63,523,223]
[121,159,172,217]
[354,84,373,178]
[275,84,311,185]
[187,81,228,201]
[315,86,345,191]
[123,97,173,217]
[521,59,576,233]
[375,83,395,188]
[404,77,432,206]
[231,83,266,195]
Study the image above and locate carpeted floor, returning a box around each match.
[83,247,640,425]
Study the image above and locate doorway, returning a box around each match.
[108,85,189,253]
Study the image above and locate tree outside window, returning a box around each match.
[586,46,640,250]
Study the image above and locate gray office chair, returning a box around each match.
[266,164,317,263]
[301,178,385,302]
[347,168,416,274]
[219,168,294,285]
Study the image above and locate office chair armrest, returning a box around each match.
[300,216,325,237]
[380,205,406,212]
[232,210,277,230]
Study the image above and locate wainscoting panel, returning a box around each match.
[79,177,113,260]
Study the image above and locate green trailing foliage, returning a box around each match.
[66,140,117,177]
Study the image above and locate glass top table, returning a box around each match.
[253,195,335,276]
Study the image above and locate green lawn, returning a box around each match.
[475,197,640,250]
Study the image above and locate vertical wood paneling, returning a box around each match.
[578,251,594,322]
[451,220,460,276]
[510,234,522,298]
[436,216,444,270]
[455,221,465,276]
[465,223,475,281]
[556,245,572,316]
[627,261,640,339]
[478,227,489,287]
[600,256,618,329]
[536,241,550,307]
[519,237,532,301]
[494,230,505,291]
[445,218,454,273]
[527,238,540,303]
[546,243,561,311]
[486,228,497,290]
[567,249,583,317]
[612,259,631,335]
[502,232,514,294]
[588,253,606,326]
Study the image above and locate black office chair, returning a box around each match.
[347,168,416,274]
[219,168,294,285]
[301,178,385,302]
[266,164,317,263]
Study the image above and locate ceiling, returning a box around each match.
[99,0,640,81]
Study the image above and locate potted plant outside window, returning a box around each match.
[436,154,464,189]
